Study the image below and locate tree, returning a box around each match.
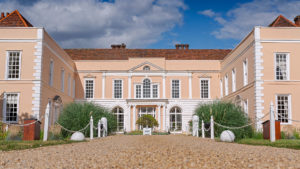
[136,115,158,128]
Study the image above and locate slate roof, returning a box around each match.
[0,10,33,27]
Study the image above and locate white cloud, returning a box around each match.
[0,0,185,48]
[198,9,226,24]
[200,0,300,40]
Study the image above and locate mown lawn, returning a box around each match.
[0,140,82,151]
[237,139,300,150]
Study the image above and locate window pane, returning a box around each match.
[143,79,151,98]
[152,85,158,98]
[114,80,122,98]
[201,80,209,99]
[276,54,287,80]
[172,80,180,98]
[7,51,21,79]
[5,94,19,122]
[277,95,289,123]
[113,107,124,131]
[169,107,181,132]
[136,85,141,98]
[85,80,94,99]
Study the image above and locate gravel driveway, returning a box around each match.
[1,135,300,168]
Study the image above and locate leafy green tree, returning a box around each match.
[136,115,158,128]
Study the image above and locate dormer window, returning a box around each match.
[143,66,150,71]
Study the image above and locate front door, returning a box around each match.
[138,106,156,129]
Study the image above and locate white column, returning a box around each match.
[189,73,192,99]
[43,102,50,141]
[163,105,166,131]
[127,105,131,132]
[128,75,132,99]
[102,73,106,99]
[133,105,136,131]
[270,102,276,142]
[158,105,161,131]
[163,75,166,98]
[90,116,93,140]
[210,115,214,140]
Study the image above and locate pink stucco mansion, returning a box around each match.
[1,10,300,133]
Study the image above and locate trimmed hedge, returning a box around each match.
[195,101,253,140]
[58,102,117,137]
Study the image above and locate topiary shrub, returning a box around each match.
[136,115,158,128]
[58,102,117,137]
[195,101,253,140]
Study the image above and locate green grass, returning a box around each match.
[0,140,83,151]
[237,138,300,150]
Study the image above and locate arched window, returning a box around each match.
[143,66,150,71]
[112,107,124,131]
[143,79,151,98]
[170,107,182,132]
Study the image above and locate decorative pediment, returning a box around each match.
[129,61,164,72]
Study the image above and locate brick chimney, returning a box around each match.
[1,12,4,19]
[175,44,189,50]
[111,43,126,49]
[294,15,300,26]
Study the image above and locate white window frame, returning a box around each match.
[152,83,160,98]
[232,68,236,92]
[200,78,210,99]
[274,53,290,81]
[171,79,181,99]
[113,79,123,99]
[134,84,142,99]
[68,74,71,96]
[243,99,248,115]
[275,94,292,125]
[3,93,20,123]
[49,59,54,86]
[72,79,76,98]
[220,79,223,98]
[5,51,22,80]
[61,68,65,92]
[84,78,95,99]
[243,59,248,86]
[225,75,228,96]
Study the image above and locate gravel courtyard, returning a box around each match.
[1,135,300,169]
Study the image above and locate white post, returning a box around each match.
[202,120,205,138]
[90,116,93,140]
[43,102,50,141]
[270,102,276,142]
[192,115,199,137]
[210,115,214,140]
[98,120,101,138]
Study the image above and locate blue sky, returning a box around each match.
[0,0,299,49]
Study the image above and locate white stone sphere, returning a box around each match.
[220,130,235,142]
[70,132,85,141]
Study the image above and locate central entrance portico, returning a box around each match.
[127,99,168,132]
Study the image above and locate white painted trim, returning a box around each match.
[163,75,166,99]
[84,78,95,99]
[0,39,39,43]
[231,68,236,92]
[5,51,22,80]
[129,61,164,71]
[261,40,300,43]
[243,58,248,86]
[200,78,210,99]
[60,68,65,92]
[105,72,190,77]
[220,79,223,98]
[274,52,290,81]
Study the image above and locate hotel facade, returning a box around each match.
[1,10,300,132]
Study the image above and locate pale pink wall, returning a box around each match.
[260,32,300,127]
[0,28,38,39]
[220,30,256,120]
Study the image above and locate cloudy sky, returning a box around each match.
[0,0,299,49]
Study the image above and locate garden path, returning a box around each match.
[0,135,300,168]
